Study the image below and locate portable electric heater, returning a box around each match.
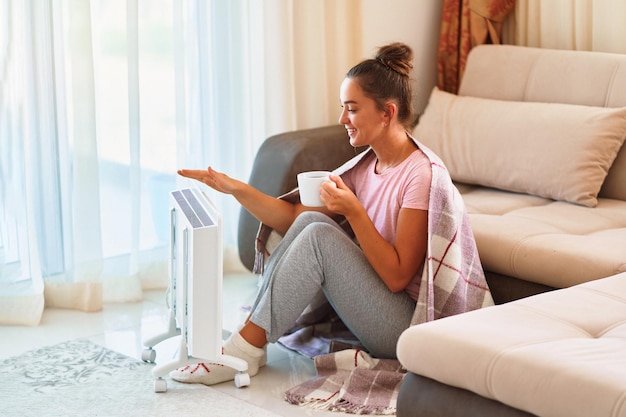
[142,188,249,392]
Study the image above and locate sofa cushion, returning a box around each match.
[457,183,626,288]
[457,45,626,202]
[415,87,626,207]
[396,272,626,417]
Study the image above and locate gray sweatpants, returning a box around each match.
[248,211,416,359]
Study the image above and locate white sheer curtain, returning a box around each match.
[504,0,626,54]
[175,0,362,247]
[0,0,360,326]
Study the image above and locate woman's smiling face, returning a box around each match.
[338,77,387,148]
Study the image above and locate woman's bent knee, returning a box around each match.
[294,211,333,225]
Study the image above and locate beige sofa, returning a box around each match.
[417,44,626,303]
[397,271,626,417]
[396,45,626,417]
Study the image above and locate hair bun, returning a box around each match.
[375,42,413,76]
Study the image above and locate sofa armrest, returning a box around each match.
[237,124,365,271]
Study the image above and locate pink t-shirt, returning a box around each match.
[341,147,431,300]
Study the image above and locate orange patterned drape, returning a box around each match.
[437,0,515,94]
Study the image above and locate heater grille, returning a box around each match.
[171,189,215,228]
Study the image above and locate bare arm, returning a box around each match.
[347,207,427,292]
[322,174,428,292]
[177,167,332,235]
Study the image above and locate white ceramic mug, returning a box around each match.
[297,171,334,207]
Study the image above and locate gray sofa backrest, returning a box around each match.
[458,45,626,201]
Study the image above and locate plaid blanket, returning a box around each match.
[285,349,405,415]
[412,142,494,324]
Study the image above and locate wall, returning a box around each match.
[360,0,443,116]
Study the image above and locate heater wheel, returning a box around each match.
[234,372,250,388]
[154,378,168,393]
[142,348,157,363]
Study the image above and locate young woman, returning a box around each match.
[173,42,488,386]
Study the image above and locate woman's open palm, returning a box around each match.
[177,167,237,194]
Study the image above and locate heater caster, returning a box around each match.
[154,378,168,393]
[142,348,157,363]
[234,372,250,388]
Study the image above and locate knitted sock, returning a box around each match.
[170,332,266,386]
[234,323,267,367]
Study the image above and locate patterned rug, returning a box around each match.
[0,339,280,417]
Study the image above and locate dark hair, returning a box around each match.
[345,42,414,129]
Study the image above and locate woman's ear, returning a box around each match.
[383,101,398,125]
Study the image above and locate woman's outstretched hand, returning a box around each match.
[178,166,297,235]
[177,167,239,195]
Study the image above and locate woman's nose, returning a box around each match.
[338,108,347,124]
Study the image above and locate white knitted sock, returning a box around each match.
[170,332,266,386]
[234,324,267,367]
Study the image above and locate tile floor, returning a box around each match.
[0,272,347,417]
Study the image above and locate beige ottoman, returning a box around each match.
[397,272,626,417]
